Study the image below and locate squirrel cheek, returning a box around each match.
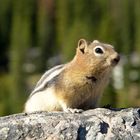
[106,58,112,66]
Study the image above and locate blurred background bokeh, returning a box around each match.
[0,0,140,116]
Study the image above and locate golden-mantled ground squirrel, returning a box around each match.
[24,39,120,113]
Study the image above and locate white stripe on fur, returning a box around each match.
[31,65,65,95]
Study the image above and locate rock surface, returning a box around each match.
[0,108,140,140]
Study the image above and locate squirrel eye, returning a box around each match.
[95,47,104,54]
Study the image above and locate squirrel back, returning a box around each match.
[24,39,120,113]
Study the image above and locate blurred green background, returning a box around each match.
[0,0,140,116]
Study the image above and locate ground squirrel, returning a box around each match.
[24,39,120,113]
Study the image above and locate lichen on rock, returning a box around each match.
[0,108,140,140]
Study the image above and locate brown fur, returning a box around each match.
[24,39,119,112]
[54,39,119,110]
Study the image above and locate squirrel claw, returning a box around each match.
[64,108,83,113]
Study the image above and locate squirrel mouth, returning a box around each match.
[111,55,120,66]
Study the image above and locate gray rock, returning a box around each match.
[0,108,140,140]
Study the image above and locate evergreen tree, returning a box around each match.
[37,0,55,72]
[9,0,33,113]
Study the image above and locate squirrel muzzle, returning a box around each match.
[111,54,120,66]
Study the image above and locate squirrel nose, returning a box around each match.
[112,55,120,65]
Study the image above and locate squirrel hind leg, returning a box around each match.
[24,88,61,113]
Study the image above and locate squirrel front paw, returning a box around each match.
[64,108,83,113]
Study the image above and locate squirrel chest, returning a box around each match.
[55,63,110,109]
[24,39,120,113]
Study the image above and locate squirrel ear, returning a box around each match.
[93,40,99,44]
[78,39,88,54]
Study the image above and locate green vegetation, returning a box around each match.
[0,0,140,115]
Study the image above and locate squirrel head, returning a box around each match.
[75,39,120,73]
